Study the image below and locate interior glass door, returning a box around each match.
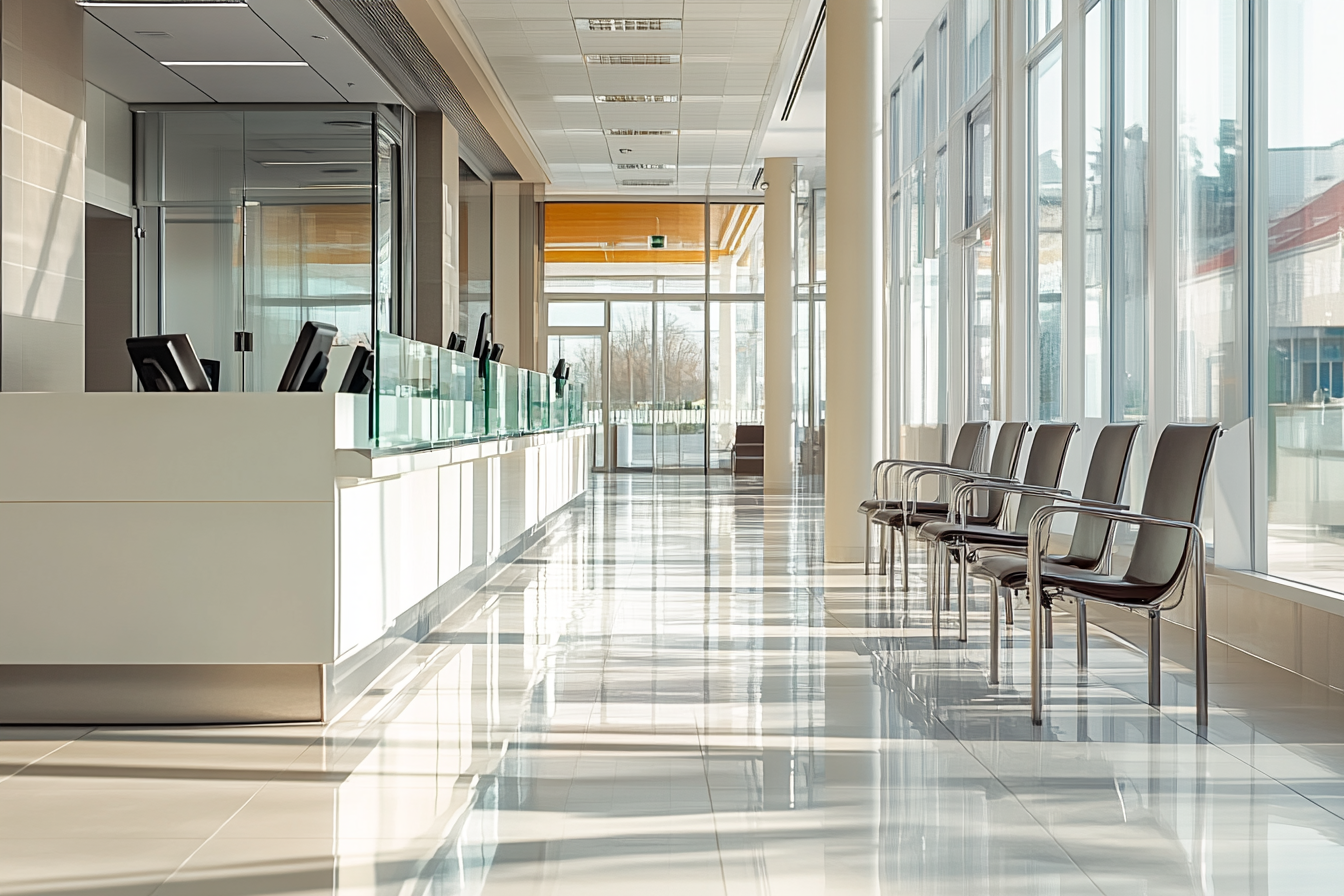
[609,301,655,469]
[654,301,706,470]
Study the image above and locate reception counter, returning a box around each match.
[0,392,591,724]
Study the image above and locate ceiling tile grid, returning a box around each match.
[450,0,803,194]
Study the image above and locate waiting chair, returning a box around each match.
[918,423,1078,643]
[1022,423,1221,727]
[730,425,765,475]
[958,423,1142,682]
[859,421,990,574]
[875,422,1030,591]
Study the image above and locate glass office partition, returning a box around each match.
[138,108,398,392]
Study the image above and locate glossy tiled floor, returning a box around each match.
[8,475,1344,894]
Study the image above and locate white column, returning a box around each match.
[823,0,883,561]
[764,157,796,492]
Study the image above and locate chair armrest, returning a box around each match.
[1025,505,1203,594]
[872,458,957,497]
[949,480,1072,521]
[901,466,1007,514]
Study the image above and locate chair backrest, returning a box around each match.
[1059,423,1142,563]
[947,421,990,470]
[734,425,765,446]
[1008,424,1077,533]
[1123,424,1221,588]
[972,422,1030,520]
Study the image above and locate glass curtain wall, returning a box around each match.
[1031,42,1065,421]
[1264,0,1344,590]
[138,108,401,392]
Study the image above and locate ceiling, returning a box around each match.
[447,0,807,195]
[82,0,400,105]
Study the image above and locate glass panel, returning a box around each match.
[548,301,605,327]
[968,102,993,225]
[152,111,243,204]
[1032,43,1064,421]
[654,301,706,469]
[609,302,655,468]
[709,301,765,470]
[906,59,925,164]
[1084,2,1107,419]
[459,161,492,338]
[375,129,397,334]
[375,331,435,449]
[904,164,944,428]
[813,189,826,283]
[161,205,242,392]
[1177,0,1245,425]
[964,0,993,102]
[544,203,707,294]
[709,204,764,293]
[889,89,901,187]
[967,239,994,420]
[548,334,604,467]
[1265,0,1344,590]
[937,20,948,129]
[1033,0,1062,45]
[1114,0,1148,421]
[437,347,473,441]
[934,148,947,253]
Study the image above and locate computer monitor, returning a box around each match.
[488,343,505,362]
[126,334,213,393]
[552,358,568,381]
[277,321,339,392]
[200,359,221,392]
[446,332,464,352]
[338,345,375,395]
[472,313,491,359]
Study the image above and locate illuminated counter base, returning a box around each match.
[0,393,590,724]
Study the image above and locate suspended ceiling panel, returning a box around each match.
[452,0,804,194]
[82,0,399,105]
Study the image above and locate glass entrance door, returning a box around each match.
[654,301,706,470]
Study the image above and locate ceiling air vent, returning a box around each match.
[585,55,679,65]
[621,179,675,187]
[617,163,674,170]
[596,95,678,103]
[606,129,679,136]
[576,18,682,31]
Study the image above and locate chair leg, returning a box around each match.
[989,583,1002,685]
[958,547,969,643]
[1044,602,1054,649]
[926,541,935,611]
[1148,610,1162,707]
[864,518,872,575]
[931,543,941,639]
[1076,599,1089,670]
[943,549,953,611]
[900,529,909,592]
[1005,589,1015,627]
[1030,582,1044,725]
[1195,559,1210,730]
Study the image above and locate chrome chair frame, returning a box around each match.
[1026,505,1210,729]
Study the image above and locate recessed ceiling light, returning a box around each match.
[584,55,680,65]
[576,18,682,31]
[618,148,633,154]
[595,95,678,103]
[134,31,172,37]
[162,61,309,67]
[606,129,679,137]
[322,168,359,174]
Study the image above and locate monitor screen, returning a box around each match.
[277,321,339,392]
[472,313,492,359]
[553,358,568,380]
[126,335,213,393]
[338,345,375,395]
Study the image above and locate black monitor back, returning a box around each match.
[339,345,375,394]
[127,335,212,393]
[472,313,491,359]
[277,321,338,392]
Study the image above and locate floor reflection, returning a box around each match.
[4,475,1344,894]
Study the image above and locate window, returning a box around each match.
[907,58,926,163]
[1031,43,1064,421]
[967,239,994,419]
[964,0,993,102]
[937,20,949,129]
[1033,0,1062,45]
[1176,0,1246,425]
[889,89,902,186]
[1264,0,1344,590]
[1112,0,1148,421]
[1084,2,1107,419]
[967,100,992,225]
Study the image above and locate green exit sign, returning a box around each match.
[648,234,666,249]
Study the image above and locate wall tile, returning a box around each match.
[1301,606,1330,686]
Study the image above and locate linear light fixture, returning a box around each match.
[576,18,682,31]
[606,129,679,136]
[259,161,369,166]
[584,55,680,65]
[621,179,675,187]
[617,163,675,170]
[78,2,248,7]
[596,95,678,103]
[162,60,309,66]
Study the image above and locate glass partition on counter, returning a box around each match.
[372,332,586,453]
